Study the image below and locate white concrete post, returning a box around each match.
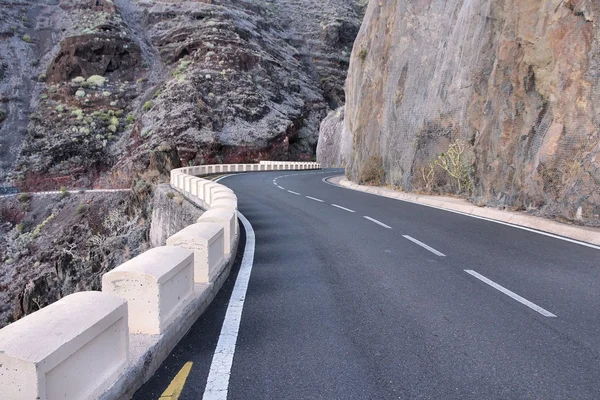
[0,292,128,400]
[176,173,186,190]
[166,223,225,283]
[189,177,201,197]
[198,208,237,254]
[170,169,182,186]
[203,182,221,204]
[211,198,237,211]
[183,175,194,194]
[102,247,194,335]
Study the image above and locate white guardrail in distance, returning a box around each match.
[0,161,320,400]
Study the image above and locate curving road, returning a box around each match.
[134,169,600,400]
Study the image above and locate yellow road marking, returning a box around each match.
[208,175,224,181]
[159,362,193,400]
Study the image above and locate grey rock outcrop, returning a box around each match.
[317,106,347,167]
[149,184,203,248]
[334,0,600,226]
[1,0,364,189]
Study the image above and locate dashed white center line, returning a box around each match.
[287,190,301,195]
[464,270,557,317]
[331,204,356,213]
[402,235,445,256]
[363,216,392,229]
[306,196,324,203]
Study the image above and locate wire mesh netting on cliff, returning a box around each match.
[346,0,600,226]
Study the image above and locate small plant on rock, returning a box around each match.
[420,164,436,191]
[22,34,31,43]
[359,155,385,186]
[32,213,55,239]
[17,193,31,203]
[358,48,368,63]
[142,101,152,112]
[434,139,472,194]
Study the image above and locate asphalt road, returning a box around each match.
[134,169,600,400]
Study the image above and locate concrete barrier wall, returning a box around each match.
[102,247,194,335]
[0,161,320,400]
[166,223,225,283]
[0,292,128,400]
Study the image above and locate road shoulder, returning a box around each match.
[330,176,600,248]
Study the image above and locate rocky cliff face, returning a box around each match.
[0,0,364,190]
[0,185,152,328]
[328,0,600,226]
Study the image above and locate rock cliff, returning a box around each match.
[0,0,364,327]
[324,0,600,226]
[0,0,364,190]
[0,185,152,328]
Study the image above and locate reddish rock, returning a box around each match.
[46,33,141,83]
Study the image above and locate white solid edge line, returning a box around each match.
[402,235,445,256]
[464,270,557,318]
[363,216,392,229]
[214,175,231,183]
[306,196,324,203]
[203,212,255,400]
[324,175,600,252]
[287,190,301,195]
[322,176,338,187]
[331,204,356,213]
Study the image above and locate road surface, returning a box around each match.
[134,169,600,400]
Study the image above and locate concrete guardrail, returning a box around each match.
[0,161,320,400]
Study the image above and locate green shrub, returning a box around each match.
[71,108,84,119]
[76,203,86,214]
[166,192,175,199]
[86,75,106,87]
[358,48,367,62]
[59,186,69,199]
[359,155,385,186]
[32,213,55,239]
[22,34,31,43]
[125,114,136,124]
[434,139,472,194]
[134,179,151,193]
[17,193,31,203]
[142,101,152,112]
